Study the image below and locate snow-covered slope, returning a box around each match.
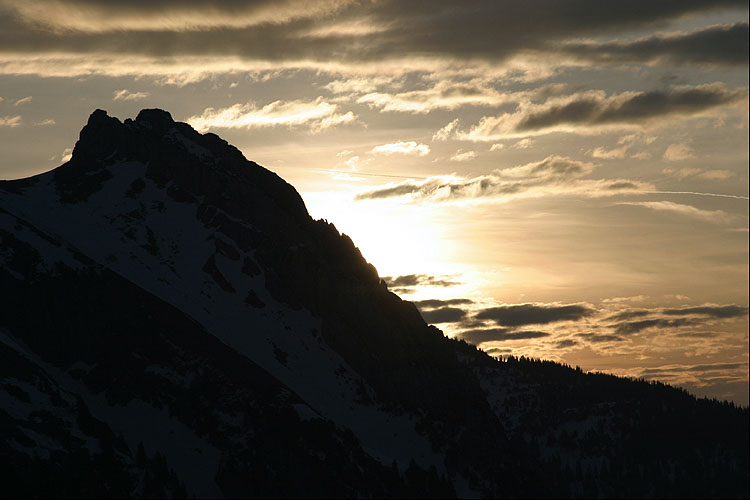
[1,109,747,498]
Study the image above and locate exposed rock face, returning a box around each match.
[1,110,747,498]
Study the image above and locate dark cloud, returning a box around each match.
[607,309,652,321]
[576,333,627,343]
[684,362,748,372]
[605,181,641,191]
[355,183,423,201]
[0,1,744,66]
[613,318,699,335]
[420,307,467,324]
[562,22,749,66]
[458,328,549,345]
[661,304,749,318]
[607,304,748,324]
[382,274,460,288]
[515,85,744,132]
[475,303,594,327]
[554,339,579,348]
[412,298,473,309]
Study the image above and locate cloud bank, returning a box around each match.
[355,155,652,202]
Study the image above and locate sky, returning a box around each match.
[0,0,748,404]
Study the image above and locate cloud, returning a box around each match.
[607,309,652,321]
[662,166,701,178]
[474,303,594,327]
[14,96,32,106]
[3,0,348,32]
[618,201,736,223]
[36,118,55,126]
[420,307,468,324]
[590,145,630,159]
[613,317,700,335]
[662,143,695,161]
[554,339,578,348]
[412,298,474,309]
[323,76,394,94]
[661,305,748,319]
[113,89,150,101]
[60,147,72,162]
[457,328,549,345]
[698,170,734,180]
[450,150,476,162]
[575,333,627,343]
[511,138,535,149]
[356,80,520,113]
[460,84,745,141]
[355,155,652,202]
[343,155,371,171]
[606,304,748,334]
[186,98,356,132]
[637,362,749,378]
[382,274,460,288]
[371,141,430,156]
[433,119,459,141]
[1,0,743,75]
[560,22,749,67]
[0,115,22,127]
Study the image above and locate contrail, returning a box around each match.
[651,190,749,200]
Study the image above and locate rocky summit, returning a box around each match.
[1,109,747,498]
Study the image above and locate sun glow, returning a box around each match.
[303,190,448,278]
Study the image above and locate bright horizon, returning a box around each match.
[1,0,748,404]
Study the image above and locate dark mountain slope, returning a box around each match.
[1,109,747,498]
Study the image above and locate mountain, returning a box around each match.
[1,109,747,498]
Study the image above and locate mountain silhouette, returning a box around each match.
[1,109,747,498]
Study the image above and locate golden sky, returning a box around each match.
[1,0,748,404]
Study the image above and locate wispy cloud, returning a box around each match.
[356,155,652,202]
[618,201,737,223]
[187,98,356,133]
[0,115,22,127]
[662,143,695,161]
[699,170,734,180]
[371,141,430,156]
[433,119,459,141]
[356,79,521,113]
[449,149,476,162]
[14,96,32,106]
[113,89,150,101]
[4,0,347,32]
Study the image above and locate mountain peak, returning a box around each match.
[135,108,174,126]
[74,108,180,162]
